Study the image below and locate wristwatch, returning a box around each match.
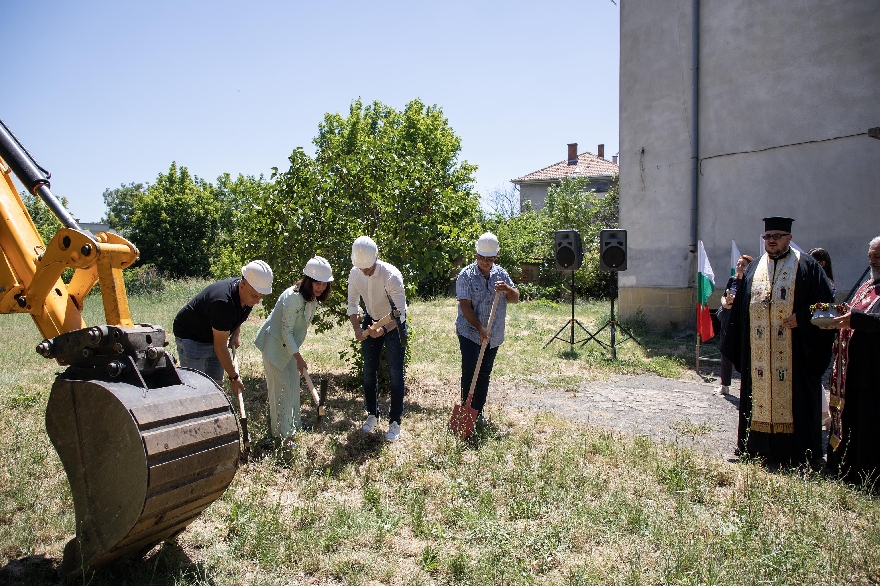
[380,326,387,335]
[230,373,240,381]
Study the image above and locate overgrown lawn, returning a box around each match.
[1,283,877,585]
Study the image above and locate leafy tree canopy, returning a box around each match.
[100,182,147,235]
[241,98,482,328]
[20,191,67,245]
[128,162,224,278]
[544,178,620,296]
[210,172,269,280]
[483,178,619,299]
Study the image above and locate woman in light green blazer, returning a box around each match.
[254,256,333,446]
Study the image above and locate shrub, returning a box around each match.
[123,264,166,296]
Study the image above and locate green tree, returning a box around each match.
[210,172,269,280]
[20,191,66,244]
[100,182,147,235]
[314,98,481,298]
[544,178,620,297]
[485,206,552,283]
[128,162,225,278]
[247,98,482,328]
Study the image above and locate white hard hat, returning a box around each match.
[303,256,334,282]
[241,260,274,294]
[476,232,500,257]
[351,236,378,269]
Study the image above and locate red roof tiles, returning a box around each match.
[512,151,619,183]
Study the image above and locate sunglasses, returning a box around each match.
[762,233,790,241]
[476,254,497,262]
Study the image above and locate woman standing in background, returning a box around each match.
[810,247,835,426]
[715,254,753,396]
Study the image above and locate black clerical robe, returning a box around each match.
[826,279,880,481]
[721,248,834,463]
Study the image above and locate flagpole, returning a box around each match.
[695,260,700,375]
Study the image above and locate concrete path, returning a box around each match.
[497,374,742,459]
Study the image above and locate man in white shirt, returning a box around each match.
[348,236,408,442]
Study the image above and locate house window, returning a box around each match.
[596,181,610,192]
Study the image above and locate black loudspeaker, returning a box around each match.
[599,229,627,271]
[554,230,583,270]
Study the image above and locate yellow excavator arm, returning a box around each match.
[0,118,241,576]
[0,121,137,339]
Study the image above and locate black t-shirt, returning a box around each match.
[173,278,252,343]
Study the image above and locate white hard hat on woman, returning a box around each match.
[303,256,334,282]
[351,236,379,269]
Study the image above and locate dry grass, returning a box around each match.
[1,284,879,585]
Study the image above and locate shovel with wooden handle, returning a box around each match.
[230,347,251,459]
[450,291,501,439]
[369,313,394,331]
[302,367,327,429]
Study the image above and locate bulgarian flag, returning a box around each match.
[697,240,715,342]
[730,240,741,277]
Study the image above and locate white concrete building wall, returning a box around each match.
[619,0,880,328]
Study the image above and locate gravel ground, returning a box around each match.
[495,372,743,460]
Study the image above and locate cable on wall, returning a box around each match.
[699,131,869,174]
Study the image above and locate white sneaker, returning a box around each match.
[361,414,378,433]
[713,385,729,396]
[385,421,401,442]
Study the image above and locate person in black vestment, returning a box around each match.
[721,217,834,465]
[825,236,880,484]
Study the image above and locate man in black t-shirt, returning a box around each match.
[173,260,273,394]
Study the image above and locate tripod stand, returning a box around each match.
[580,272,641,359]
[543,270,592,350]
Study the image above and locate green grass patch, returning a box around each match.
[0,285,878,584]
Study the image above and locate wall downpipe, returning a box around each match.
[691,0,701,370]
[690,0,700,254]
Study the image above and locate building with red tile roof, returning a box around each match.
[512,143,619,210]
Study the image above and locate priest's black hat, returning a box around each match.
[762,217,794,232]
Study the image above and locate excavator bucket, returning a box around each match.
[0,117,241,575]
[40,324,240,574]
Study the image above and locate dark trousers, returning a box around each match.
[459,334,499,414]
[721,353,733,386]
[362,322,406,424]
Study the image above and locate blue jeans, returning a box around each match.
[362,317,406,424]
[176,337,224,384]
[459,334,499,414]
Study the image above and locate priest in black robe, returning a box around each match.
[825,236,880,483]
[721,217,834,465]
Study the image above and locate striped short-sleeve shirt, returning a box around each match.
[455,262,513,348]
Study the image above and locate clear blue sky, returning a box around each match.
[2,0,620,222]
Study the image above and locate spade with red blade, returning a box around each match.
[450,291,501,439]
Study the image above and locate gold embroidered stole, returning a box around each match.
[748,249,799,434]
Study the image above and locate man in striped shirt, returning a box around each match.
[455,232,519,427]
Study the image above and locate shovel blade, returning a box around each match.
[450,403,478,439]
[315,378,329,428]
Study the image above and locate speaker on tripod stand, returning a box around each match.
[586,229,641,358]
[555,230,583,271]
[599,229,627,272]
[543,230,590,350]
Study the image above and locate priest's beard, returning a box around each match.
[872,266,880,282]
